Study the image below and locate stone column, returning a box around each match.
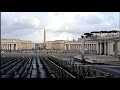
[91,44,93,51]
[8,44,10,50]
[16,43,17,50]
[79,44,80,50]
[87,44,89,50]
[91,44,92,51]
[4,44,5,50]
[68,44,70,50]
[77,44,78,50]
[92,44,93,50]
[86,44,88,50]
[11,44,14,50]
[9,44,10,50]
[90,44,91,51]
[78,45,79,50]
[77,44,79,50]
[93,44,95,50]
[81,44,82,50]
[96,43,99,54]
[75,44,77,50]
[107,42,110,55]
[89,44,91,51]
[7,44,8,50]
[6,44,8,50]
[82,38,85,56]
[7,44,9,50]
[73,44,74,50]
[72,44,74,50]
[74,44,76,50]
[70,44,71,50]
[91,44,92,50]
[95,44,96,51]
[76,44,77,50]
[93,44,94,50]
[106,42,108,55]
[6,44,7,50]
[5,44,7,50]
[9,44,11,50]
[64,44,66,50]
[114,41,118,57]
[3,44,4,50]
[65,44,67,50]
[100,42,102,55]
[104,42,106,55]
[75,44,76,50]
[4,44,6,50]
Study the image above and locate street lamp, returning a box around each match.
[81,35,85,61]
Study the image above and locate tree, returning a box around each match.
[81,35,84,38]
[84,33,93,38]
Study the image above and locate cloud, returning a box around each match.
[1,12,119,43]
[83,15,102,25]
[49,12,119,34]
[12,16,42,30]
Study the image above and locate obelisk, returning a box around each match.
[43,28,46,49]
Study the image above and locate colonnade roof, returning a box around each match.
[1,39,33,43]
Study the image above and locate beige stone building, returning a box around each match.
[46,40,68,50]
[1,39,35,50]
[34,43,44,49]
[65,38,97,51]
[65,31,120,57]
[45,30,120,57]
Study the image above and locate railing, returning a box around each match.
[41,56,76,78]
[45,55,114,78]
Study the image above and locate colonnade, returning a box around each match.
[1,43,17,50]
[97,41,118,56]
[65,43,97,51]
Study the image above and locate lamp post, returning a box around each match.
[81,35,85,62]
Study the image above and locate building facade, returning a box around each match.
[65,32,120,57]
[1,39,35,50]
[46,40,67,50]
[45,30,120,57]
[65,38,97,51]
[34,43,44,49]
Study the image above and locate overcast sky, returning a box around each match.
[1,12,119,43]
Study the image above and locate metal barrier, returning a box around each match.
[41,56,76,78]
[45,55,114,78]
[1,52,114,78]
